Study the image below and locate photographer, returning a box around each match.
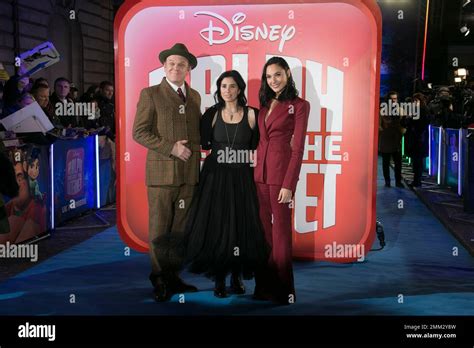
[458,84,473,128]
[428,86,451,115]
[429,87,462,129]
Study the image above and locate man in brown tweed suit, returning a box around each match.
[133,43,201,302]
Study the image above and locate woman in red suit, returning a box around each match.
[254,56,310,304]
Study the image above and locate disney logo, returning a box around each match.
[194,11,296,53]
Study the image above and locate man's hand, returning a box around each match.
[278,188,292,204]
[171,140,192,162]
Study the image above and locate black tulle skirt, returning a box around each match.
[184,154,270,280]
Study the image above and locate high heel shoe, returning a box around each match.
[230,273,245,294]
[214,278,227,298]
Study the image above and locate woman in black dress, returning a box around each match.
[185,70,269,298]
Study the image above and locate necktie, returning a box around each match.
[177,87,186,103]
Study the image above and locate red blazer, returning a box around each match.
[254,97,310,192]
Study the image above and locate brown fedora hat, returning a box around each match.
[159,43,197,69]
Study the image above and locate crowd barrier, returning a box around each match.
[1,135,115,243]
[427,126,474,212]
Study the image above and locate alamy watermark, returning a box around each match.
[380,100,420,119]
[324,242,365,262]
[216,148,257,166]
[18,322,55,341]
[55,102,100,120]
[0,241,38,262]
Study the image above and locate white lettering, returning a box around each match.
[194,11,296,52]
[18,322,56,341]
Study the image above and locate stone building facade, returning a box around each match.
[0,0,116,92]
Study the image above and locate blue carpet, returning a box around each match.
[1,158,473,315]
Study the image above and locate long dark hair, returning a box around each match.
[214,70,247,108]
[259,56,298,107]
[27,147,41,167]
[412,93,427,108]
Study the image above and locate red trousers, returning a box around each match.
[255,183,295,302]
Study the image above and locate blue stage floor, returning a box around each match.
[1,159,473,316]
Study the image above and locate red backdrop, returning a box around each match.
[114,0,382,262]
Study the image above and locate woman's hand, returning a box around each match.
[278,188,292,204]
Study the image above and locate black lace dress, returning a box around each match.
[185,105,270,280]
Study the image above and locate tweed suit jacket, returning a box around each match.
[133,77,201,186]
